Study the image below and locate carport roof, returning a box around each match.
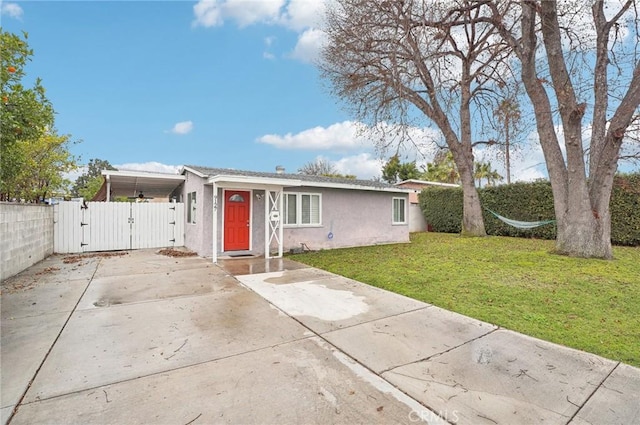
[92,170,185,201]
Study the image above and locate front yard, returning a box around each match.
[290,232,640,367]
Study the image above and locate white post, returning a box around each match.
[278,189,284,258]
[106,175,111,202]
[265,190,270,259]
[212,183,217,263]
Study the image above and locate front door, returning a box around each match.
[224,190,250,251]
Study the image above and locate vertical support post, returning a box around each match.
[278,189,283,258]
[212,183,218,263]
[265,190,271,259]
[106,175,111,202]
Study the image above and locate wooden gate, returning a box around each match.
[53,201,185,253]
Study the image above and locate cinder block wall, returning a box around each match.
[0,203,54,282]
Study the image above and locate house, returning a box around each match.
[171,165,411,261]
[394,179,460,232]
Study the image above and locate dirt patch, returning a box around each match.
[157,248,197,258]
[35,266,60,275]
[63,251,129,264]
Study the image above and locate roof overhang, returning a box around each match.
[207,174,410,193]
[396,179,460,188]
[93,170,185,201]
[207,174,303,190]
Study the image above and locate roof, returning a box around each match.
[183,165,409,193]
[92,170,185,201]
[395,179,460,188]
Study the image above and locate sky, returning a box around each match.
[1,1,636,182]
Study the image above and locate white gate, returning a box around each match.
[53,201,185,253]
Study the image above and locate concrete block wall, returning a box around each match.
[0,203,54,282]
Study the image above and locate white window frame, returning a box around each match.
[284,192,322,227]
[392,197,406,225]
[187,191,197,224]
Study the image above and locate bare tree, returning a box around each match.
[321,0,514,236]
[298,158,338,176]
[490,0,640,259]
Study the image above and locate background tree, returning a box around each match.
[2,131,76,201]
[298,158,356,179]
[491,93,527,184]
[474,160,503,188]
[1,29,74,202]
[423,151,460,184]
[321,0,514,236]
[490,0,640,259]
[71,158,117,199]
[381,154,421,183]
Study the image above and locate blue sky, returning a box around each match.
[1,1,636,181]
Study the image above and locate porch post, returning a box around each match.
[212,183,217,263]
[278,188,283,258]
[264,190,270,259]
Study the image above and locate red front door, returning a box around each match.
[224,190,250,251]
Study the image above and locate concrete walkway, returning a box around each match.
[1,251,638,424]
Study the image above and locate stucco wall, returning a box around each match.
[0,203,54,281]
[179,173,207,256]
[409,203,428,233]
[282,187,409,252]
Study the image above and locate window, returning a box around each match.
[187,191,196,224]
[392,197,406,224]
[284,193,321,226]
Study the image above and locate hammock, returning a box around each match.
[484,208,556,229]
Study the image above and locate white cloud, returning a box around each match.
[192,0,286,28]
[1,2,23,19]
[258,120,366,151]
[278,0,326,31]
[192,0,329,63]
[258,120,440,164]
[169,120,193,135]
[332,153,384,180]
[115,162,181,174]
[63,166,87,184]
[192,0,224,27]
[289,28,326,63]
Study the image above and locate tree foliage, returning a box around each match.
[1,29,76,202]
[381,154,421,183]
[423,151,460,184]
[71,158,117,199]
[1,132,77,201]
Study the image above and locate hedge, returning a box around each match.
[418,174,640,246]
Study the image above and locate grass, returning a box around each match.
[289,232,640,367]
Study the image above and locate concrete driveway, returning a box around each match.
[1,250,638,424]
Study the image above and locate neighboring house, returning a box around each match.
[172,165,411,261]
[395,179,460,232]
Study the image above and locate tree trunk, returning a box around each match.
[452,142,486,237]
[460,168,486,237]
[555,185,612,259]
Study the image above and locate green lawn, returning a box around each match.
[289,232,640,367]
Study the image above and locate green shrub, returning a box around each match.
[419,187,463,233]
[611,174,640,246]
[418,174,640,246]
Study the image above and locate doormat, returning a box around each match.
[228,254,254,258]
